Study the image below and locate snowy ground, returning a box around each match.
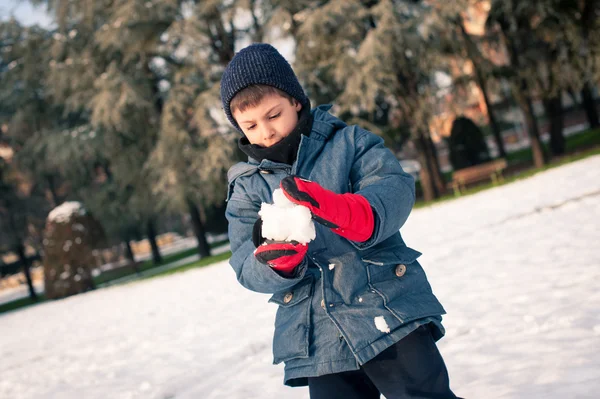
[1,156,599,399]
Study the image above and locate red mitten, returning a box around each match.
[254,241,308,274]
[280,176,374,242]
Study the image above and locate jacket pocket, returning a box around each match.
[268,275,314,364]
[363,248,421,305]
[363,248,445,323]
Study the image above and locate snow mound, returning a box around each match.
[47,202,87,224]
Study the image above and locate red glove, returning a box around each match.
[254,241,308,275]
[252,218,308,274]
[280,176,374,242]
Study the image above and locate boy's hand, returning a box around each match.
[280,176,374,242]
[254,241,308,274]
[253,218,308,275]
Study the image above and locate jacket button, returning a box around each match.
[395,264,407,277]
[320,299,325,308]
[259,170,272,174]
[283,292,293,303]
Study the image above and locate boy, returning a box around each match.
[222,43,458,399]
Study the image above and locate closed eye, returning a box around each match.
[269,113,281,120]
[246,124,256,130]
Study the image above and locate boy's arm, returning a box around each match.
[348,128,416,250]
[225,187,308,294]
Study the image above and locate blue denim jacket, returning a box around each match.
[225,105,446,386]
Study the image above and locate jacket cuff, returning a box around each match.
[347,206,382,250]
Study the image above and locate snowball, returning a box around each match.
[48,202,87,224]
[259,189,316,244]
[374,316,390,333]
[272,188,295,208]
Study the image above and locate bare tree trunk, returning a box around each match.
[16,242,38,301]
[543,96,566,156]
[146,220,162,265]
[415,134,443,201]
[581,83,600,129]
[187,199,211,258]
[417,152,436,202]
[458,18,507,158]
[45,174,59,208]
[426,135,447,196]
[500,25,547,168]
[579,0,599,129]
[520,95,548,168]
[124,240,140,274]
[476,71,507,158]
[124,240,135,263]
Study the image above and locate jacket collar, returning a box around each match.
[228,105,347,183]
[309,104,347,141]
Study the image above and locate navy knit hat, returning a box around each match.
[220,43,310,132]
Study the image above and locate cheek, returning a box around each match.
[246,132,261,144]
[279,116,298,136]
[241,128,260,144]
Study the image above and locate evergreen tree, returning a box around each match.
[0,19,58,299]
[292,0,449,201]
[32,0,187,263]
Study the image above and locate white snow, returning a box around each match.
[1,156,600,399]
[374,316,391,333]
[329,263,336,270]
[47,202,86,224]
[258,188,316,243]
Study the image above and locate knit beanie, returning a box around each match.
[220,43,310,132]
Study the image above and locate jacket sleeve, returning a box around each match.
[349,128,416,250]
[225,180,308,294]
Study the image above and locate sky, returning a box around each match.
[1,0,55,28]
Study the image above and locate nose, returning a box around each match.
[261,126,276,142]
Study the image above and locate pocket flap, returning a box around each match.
[268,276,313,307]
[362,246,422,266]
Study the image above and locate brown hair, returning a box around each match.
[230,85,297,114]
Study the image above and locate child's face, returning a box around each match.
[232,93,302,147]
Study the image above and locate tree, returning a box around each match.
[291,0,450,201]
[149,0,302,257]
[557,0,600,129]
[31,0,192,264]
[432,1,508,158]
[0,20,58,299]
[487,0,549,168]
[0,158,46,300]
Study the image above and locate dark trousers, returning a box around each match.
[307,325,459,399]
